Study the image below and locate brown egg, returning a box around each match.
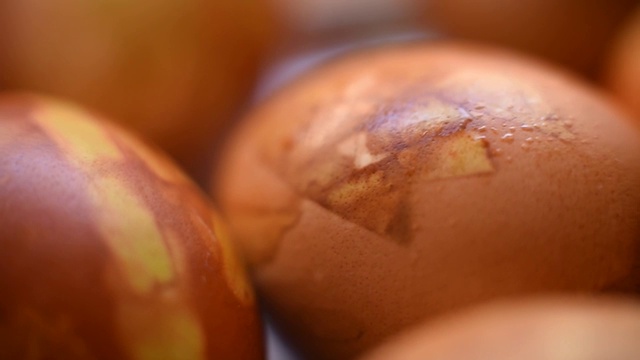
[271,0,419,35]
[361,297,640,360]
[0,0,275,179]
[420,0,638,76]
[0,94,263,359]
[213,43,640,359]
[605,6,640,119]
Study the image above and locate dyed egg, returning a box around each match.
[420,0,638,76]
[213,43,640,359]
[361,297,640,360]
[605,6,640,119]
[0,94,263,359]
[0,0,275,178]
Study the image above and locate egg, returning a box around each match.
[0,94,263,359]
[361,297,640,360]
[604,6,640,119]
[271,0,418,35]
[213,43,640,359]
[0,0,275,179]
[420,0,638,76]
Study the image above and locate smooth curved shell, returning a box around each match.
[0,0,275,177]
[213,43,640,359]
[0,94,263,360]
[605,6,640,119]
[361,297,640,360]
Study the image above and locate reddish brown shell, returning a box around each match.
[361,297,640,360]
[213,43,640,359]
[0,94,263,360]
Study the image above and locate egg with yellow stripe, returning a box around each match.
[0,94,262,360]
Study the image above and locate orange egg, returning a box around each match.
[0,0,276,179]
[420,0,638,76]
[0,94,263,359]
[361,297,640,360]
[213,43,640,359]
[604,6,640,119]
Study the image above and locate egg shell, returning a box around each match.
[0,0,276,179]
[605,6,640,119]
[420,0,639,76]
[213,42,640,359]
[361,297,640,360]
[0,94,263,360]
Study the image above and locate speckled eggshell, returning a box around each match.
[605,6,640,119]
[361,297,640,360]
[0,94,263,360]
[213,43,640,359]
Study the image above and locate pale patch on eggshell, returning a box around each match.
[394,98,471,133]
[88,176,176,295]
[338,132,389,169]
[423,132,495,181]
[33,102,179,294]
[34,103,123,164]
[92,179,206,360]
[295,74,380,162]
[212,213,256,305]
[21,99,210,359]
[325,170,402,236]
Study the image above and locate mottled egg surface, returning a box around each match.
[0,94,263,360]
[214,43,640,359]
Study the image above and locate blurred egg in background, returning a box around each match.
[604,5,640,118]
[419,0,640,77]
[361,297,640,360]
[0,0,277,182]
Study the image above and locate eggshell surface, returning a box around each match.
[0,94,263,360]
[214,43,640,359]
[361,297,640,360]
